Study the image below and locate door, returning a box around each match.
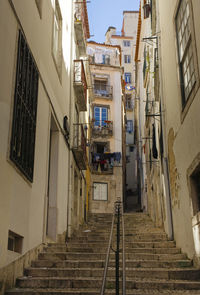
[46,116,59,240]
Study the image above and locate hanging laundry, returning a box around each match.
[152,124,158,159]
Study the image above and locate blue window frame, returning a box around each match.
[94,106,108,126]
[125,73,131,84]
[102,54,110,65]
[126,120,133,133]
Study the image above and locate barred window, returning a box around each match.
[176,0,196,106]
[10,31,39,182]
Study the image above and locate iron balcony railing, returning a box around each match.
[72,123,87,170]
[91,120,113,137]
[90,152,114,174]
[93,84,113,99]
[74,60,87,111]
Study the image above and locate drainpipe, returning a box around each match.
[156,0,174,240]
[66,0,74,240]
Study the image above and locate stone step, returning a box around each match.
[24,267,200,280]
[38,251,187,261]
[72,237,169,243]
[47,247,180,254]
[32,258,192,269]
[38,252,106,260]
[32,259,105,268]
[5,289,200,295]
[74,233,168,239]
[15,277,200,290]
[66,241,175,249]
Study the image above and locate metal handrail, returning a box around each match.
[122,203,126,295]
[100,201,126,295]
[100,210,115,295]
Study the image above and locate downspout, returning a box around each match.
[156,0,174,240]
[66,0,74,240]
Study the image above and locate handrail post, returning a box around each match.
[122,203,126,295]
[115,202,120,295]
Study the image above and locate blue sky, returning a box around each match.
[87,0,140,43]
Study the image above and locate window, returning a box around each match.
[8,230,23,253]
[126,120,133,133]
[126,94,133,110]
[102,54,110,65]
[125,72,132,83]
[93,78,112,98]
[10,31,39,182]
[94,106,108,127]
[93,141,109,153]
[93,182,108,201]
[123,40,130,47]
[176,0,196,106]
[129,146,134,152]
[53,0,62,73]
[124,55,131,63]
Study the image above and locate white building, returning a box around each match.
[87,42,124,213]
[105,11,139,211]
[135,0,200,266]
[0,0,91,291]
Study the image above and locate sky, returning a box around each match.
[87,0,140,43]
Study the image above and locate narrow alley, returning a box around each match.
[1,0,200,294]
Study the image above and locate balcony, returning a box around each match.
[91,120,113,137]
[93,84,113,100]
[74,60,87,111]
[74,1,90,56]
[90,153,113,175]
[72,124,87,170]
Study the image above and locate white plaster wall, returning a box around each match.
[159,0,200,259]
[0,0,72,267]
[123,12,139,37]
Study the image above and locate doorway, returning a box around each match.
[46,115,59,240]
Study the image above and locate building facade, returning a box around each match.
[87,42,124,213]
[105,11,139,211]
[135,0,200,266]
[0,0,91,291]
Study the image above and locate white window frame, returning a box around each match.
[176,0,197,107]
[93,182,108,201]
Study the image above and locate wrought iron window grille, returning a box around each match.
[10,31,39,182]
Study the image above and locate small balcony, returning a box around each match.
[93,84,113,100]
[74,1,90,56]
[74,60,87,111]
[90,153,113,175]
[91,120,113,137]
[72,124,87,170]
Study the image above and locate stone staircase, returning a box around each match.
[5,213,200,294]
